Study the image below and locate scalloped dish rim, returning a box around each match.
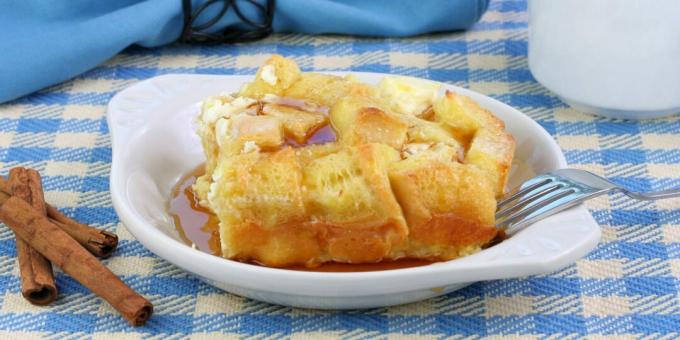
[107,72,601,309]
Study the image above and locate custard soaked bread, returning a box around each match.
[195,55,515,267]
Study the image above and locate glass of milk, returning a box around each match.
[528,0,680,119]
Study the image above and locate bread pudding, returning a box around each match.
[193,55,515,267]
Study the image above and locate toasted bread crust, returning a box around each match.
[283,73,376,107]
[239,54,301,98]
[406,213,498,259]
[226,218,410,267]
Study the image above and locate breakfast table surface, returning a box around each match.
[1,0,679,338]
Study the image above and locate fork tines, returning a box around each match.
[496,175,577,230]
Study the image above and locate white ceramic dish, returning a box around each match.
[108,73,600,309]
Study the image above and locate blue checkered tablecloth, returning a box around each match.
[1,0,679,337]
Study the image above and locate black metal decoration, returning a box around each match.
[181,0,275,44]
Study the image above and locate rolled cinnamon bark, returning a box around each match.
[0,192,153,326]
[0,176,118,258]
[46,205,118,258]
[8,168,57,306]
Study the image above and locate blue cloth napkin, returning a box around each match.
[0,0,488,103]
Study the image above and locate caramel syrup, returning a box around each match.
[285,124,337,147]
[169,166,222,256]
[258,98,337,147]
[168,166,434,272]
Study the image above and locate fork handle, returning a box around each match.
[621,188,680,200]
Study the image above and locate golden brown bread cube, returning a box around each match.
[330,95,408,149]
[209,147,306,228]
[303,143,408,263]
[209,148,311,266]
[465,127,515,198]
[433,90,504,144]
[261,104,327,143]
[239,54,301,98]
[284,73,376,107]
[399,113,464,155]
[432,90,514,198]
[389,157,498,259]
[304,144,403,227]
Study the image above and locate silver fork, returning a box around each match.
[496,168,680,235]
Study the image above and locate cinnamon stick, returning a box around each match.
[0,176,118,258]
[0,191,153,326]
[8,168,57,306]
[46,205,118,258]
